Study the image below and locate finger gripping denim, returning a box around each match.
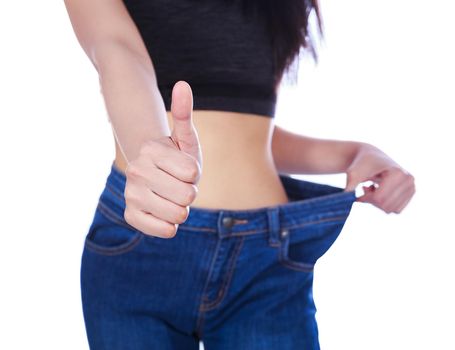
[80,162,357,350]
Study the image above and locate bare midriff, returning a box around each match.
[113,110,290,210]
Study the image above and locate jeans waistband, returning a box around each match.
[100,161,357,238]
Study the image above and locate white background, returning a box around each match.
[0,0,453,349]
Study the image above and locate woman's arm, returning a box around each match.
[64,0,170,163]
[271,124,368,175]
[271,125,416,213]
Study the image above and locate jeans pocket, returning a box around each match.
[84,201,144,256]
[278,214,351,272]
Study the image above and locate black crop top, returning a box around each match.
[122,0,278,118]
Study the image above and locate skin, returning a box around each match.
[114,109,290,210]
[64,0,416,238]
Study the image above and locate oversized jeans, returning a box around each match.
[81,162,357,349]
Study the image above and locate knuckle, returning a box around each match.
[162,224,177,238]
[125,163,141,178]
[123,208,134,225]
[185,162,200,182]
[175,207,189,223]
[184,185,198,204]
[124,186,134,201]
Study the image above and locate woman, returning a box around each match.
[64,0,416,349]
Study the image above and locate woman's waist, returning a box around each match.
[189,158,290,210]
[113,109,287,209]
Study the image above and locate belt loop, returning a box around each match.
[266,207,281,247]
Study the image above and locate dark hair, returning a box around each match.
[238,0,324,88]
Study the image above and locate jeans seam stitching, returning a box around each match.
[291,215,350,229]
[84,202,144,255]
[96,201,131,229]
[279,236,314,272]
[199,242,240,310]
[279,259,315,272]
[200,236,245,311]
[84,231,143,255]
[196,237,223,335]
[180,215,350,236]
[230,228,267,236]
[105,182,124,201]
[110,166,126,182]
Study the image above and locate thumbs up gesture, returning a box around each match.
[124,81,203,238]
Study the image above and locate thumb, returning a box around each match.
[170,80,202,168]
[345,171,361,192]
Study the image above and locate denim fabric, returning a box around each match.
[81,161,357,350]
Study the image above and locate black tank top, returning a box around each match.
[123,0,278,118]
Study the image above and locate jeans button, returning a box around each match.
[222,217,234,228]
[280,228,289,238]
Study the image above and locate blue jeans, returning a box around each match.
[81,162,357,349]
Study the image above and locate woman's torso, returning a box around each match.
[113,109,290,210]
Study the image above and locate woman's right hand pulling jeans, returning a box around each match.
[123,81,203,238]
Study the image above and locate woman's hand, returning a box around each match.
[345,143,416,214]
[124,81,203,238]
